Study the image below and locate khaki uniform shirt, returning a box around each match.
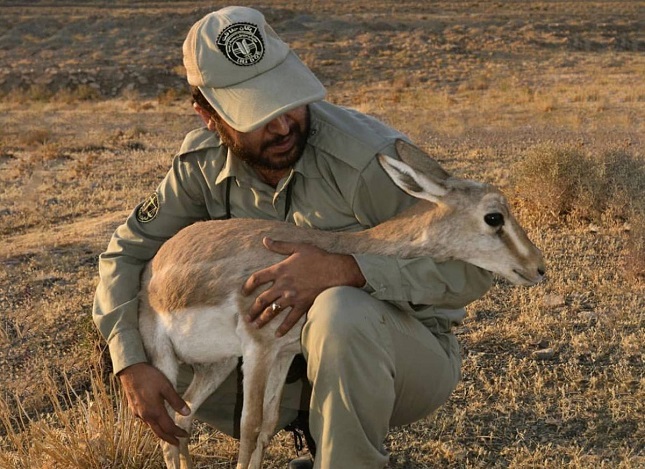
[93,101,492,374]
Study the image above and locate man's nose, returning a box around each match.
[266,114,290,135]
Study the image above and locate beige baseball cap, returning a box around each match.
[183,6,327,133]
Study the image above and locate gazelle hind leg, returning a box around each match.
[247,351,297,469]
[236,345,276,469]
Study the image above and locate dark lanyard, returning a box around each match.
[224,177,293,221]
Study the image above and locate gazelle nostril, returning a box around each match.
[538,267,545,276]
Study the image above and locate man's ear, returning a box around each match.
[193,103,217,131]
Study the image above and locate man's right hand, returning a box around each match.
[118,362,191,446]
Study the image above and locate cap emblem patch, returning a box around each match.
[136,193,159,223]
[217,22,265,66]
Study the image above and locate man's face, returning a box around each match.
[213,106,310,172]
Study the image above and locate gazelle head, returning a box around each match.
[379,139,546,286]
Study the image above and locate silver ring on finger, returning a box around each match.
[271,302,282,313]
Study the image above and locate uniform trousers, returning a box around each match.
[177,286,461,469]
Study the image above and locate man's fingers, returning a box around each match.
[241,238,287,296]
[276,307,307,337]
[262,237,297,255]
[151,400,190,444]
[148,418,188,446]
[149,422,179,446]
[242,268,274,296]
[247,290,277,321]
[162,383,191,416]
[242,238,302,296]
[252,300,288,328]
[118,363,192,446]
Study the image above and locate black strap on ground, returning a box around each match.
[283,410,316,457]
[232,356,243,439]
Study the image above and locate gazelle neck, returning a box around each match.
[320,201,455,261]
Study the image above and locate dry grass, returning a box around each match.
[0,1,643,468]
[0,362,162,469]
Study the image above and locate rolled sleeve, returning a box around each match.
[107,324,149,374]
[354,253,493,310]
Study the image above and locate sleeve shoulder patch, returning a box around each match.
[136,193,159,223]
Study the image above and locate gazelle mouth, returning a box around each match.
[513,269,539,285]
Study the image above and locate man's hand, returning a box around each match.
[118,362,191,446]
[242,237,366,336]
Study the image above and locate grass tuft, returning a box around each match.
[625,210,645,281]
[0,364,162,469]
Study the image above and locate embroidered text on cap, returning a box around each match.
[217,22,265,66]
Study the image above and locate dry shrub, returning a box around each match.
[26,84,55,102]
[511,144,589,219]
[73,84,102,101]
[36,142,67,161]
[157,87,187,105]
[20,128,52,146]
[512,143,644,223]
[602,149,645,219]
[52,85,102,104]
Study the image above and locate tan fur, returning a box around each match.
[138,140,545,469]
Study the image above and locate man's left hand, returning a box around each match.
[242,237,365,336]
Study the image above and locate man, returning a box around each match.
[93,6,492,469]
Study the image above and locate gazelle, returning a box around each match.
[138,139,545,469]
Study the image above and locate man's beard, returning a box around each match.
[216,111,310,171]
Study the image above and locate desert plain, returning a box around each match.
[0,1,643,468]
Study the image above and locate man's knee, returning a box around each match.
[308,286,375,329]
[302,286,387,356]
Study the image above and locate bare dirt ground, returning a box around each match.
[0,1,643,468]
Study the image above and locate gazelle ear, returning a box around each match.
[395,139,451,182]
[378,154,448,203]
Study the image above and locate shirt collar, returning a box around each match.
[214,145,241,185]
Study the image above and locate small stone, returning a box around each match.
[537,339,549,349]
[578,311,598,321]
[533,348,555,360]
[541,293,566,308]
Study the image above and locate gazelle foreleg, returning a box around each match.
[161,358,239,469]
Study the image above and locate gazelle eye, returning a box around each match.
[484,212,504,228]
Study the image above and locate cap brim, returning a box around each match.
[200,51,326,133]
